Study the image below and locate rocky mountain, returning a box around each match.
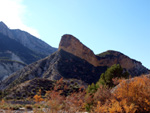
[59,35,99,66]
[97,50,149,76]
[0,49,107,90]
[0,22,57,81]
[59,35,149,76]
[0,33,45,64]
[0,34,149,90]
[0,21,57,55]
[0,34,108,90]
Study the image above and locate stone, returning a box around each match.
[59,34,99,66]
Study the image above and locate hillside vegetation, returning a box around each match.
[0,65,149,113]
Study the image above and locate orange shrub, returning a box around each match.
[33,94,44,102]
[113,76,150,112]
[45,78,65,112]
[45,90,65,112]
[93,85,111,105]
[65,90,86,112]
[93,75,150,113]
[94,99,137,113]
[33,89,44,102]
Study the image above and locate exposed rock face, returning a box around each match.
[59,34,99,66]
[0,60,25,80]
[59,35,149,76]
[0,22,57,81]
[97,50,149,76]
[0,51,25,80]
[0,50,107,90]
[0,34,149,90]
[0,51,24,63]
[0,33,45,64]
[0,21,57,56]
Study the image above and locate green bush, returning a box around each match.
[97,64,129,87]
[87,64,129,94]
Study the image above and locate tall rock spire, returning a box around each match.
[59,34,99,66]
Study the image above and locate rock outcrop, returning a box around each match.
[59,34,99,66]
[59,35,149,76]
[97,50,149,76]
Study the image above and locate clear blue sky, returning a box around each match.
[1,0,150,69]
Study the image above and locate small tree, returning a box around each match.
[97,64,129,87]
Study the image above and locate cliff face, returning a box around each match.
[97,50,149,76]
[59,34,99,66]
[59,35,149,76]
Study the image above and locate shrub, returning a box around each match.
[97,64,129,87]
[113,76,150,112]
[33,89,44,103]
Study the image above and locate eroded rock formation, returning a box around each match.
[59,34,99,66]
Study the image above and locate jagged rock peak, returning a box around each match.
[59,34,99,66]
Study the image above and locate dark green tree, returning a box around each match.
[87,64,129,94]
[97,64,129,87]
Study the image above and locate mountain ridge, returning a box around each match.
[0,21,57,55]
[0,34,149,90]
[97,50,149,76]
[0,49,107,90]
[0,22,57,81]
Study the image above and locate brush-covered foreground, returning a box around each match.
[0,75,149,113]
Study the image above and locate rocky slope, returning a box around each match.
[0,34,149,90]
[0,33,45,64]
[0,49,107,90]
[0,60,25,80]
[0,21,57,55]
[4,78,86,99]
[0,32,44,81]
[97,50,149,76]
[0,22,57,81]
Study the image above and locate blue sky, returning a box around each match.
[0,0,150,69]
